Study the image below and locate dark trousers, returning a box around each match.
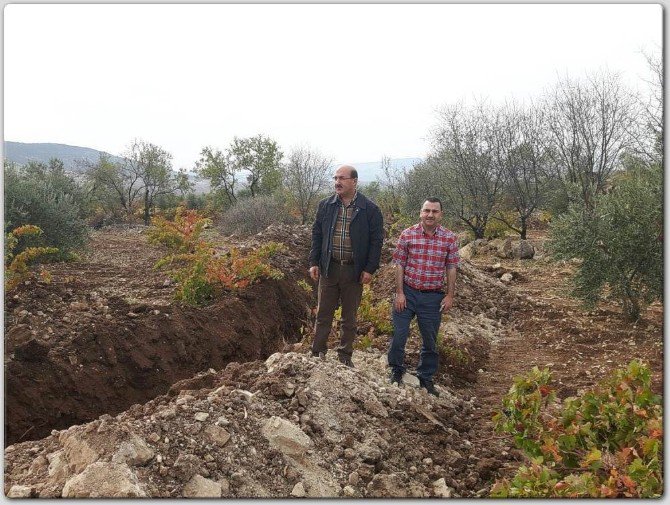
[388,284,442,381]
[312,262,363,360]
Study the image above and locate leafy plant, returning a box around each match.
[5,225,59,292]
[491,361,662,498]
[148,208,285,305]
[549,163,662,320]
[297,279,313,293]
[358,286,393,334]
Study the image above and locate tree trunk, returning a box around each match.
[143,189,150,226]
[520,216,527,240]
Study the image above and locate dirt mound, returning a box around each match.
[4,350,508,498]
[364,258,522,386]
[4,227,313,446]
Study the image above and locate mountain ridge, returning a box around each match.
[3,141,422,183]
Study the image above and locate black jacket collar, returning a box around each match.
[327,191,367,209]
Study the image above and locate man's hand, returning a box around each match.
[309,266,320,281]
[440,293,454,312]
[359,271,372,284]
[394,292,407,312]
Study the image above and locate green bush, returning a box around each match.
[5,162,89,258]
[548,164,662,320]
[218,194,297,235]
[491,361,662,498]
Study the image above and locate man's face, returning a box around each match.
[333,166,357,198]
[420,201,443,229]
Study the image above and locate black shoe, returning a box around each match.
[390,370,403,385]
[419,378,440,397]
[339,356,354,368]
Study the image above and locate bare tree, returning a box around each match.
[635,50,663,166]
[544,70,638,209]
[194,146,239,206]
[491,100,550,239]
[432,101,506,239]
[125,139,177,225]
[374,155,406,218]
[85,153,143,218]
[282,145,332,224]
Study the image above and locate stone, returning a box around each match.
[194,412,209,422]
[219,478,231,496]
[402,373,421,388]
[112,435,154,466]
[61,462,146,498]
[261,416,311,457]
[172,453,205,482]
[47,450,70,481]
[432,477,453,498]
[59,432,100,474]
[501,273,513,283]
[496,237,514,258]
[28,454,48,475]
[203,425,231,446]
[367,473,407,498]
[359,444,383,464]
[182,475,222,498]
[458,242,477,260]
[7,485,32,498]
[348,471,360,485]
[290,482,306,497]
[513,240,535,259]
[343,485,356,497]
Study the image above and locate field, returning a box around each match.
[3,225,663,497]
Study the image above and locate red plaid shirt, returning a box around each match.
[392,223,460,291]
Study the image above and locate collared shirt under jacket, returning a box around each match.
[309,192,384,280]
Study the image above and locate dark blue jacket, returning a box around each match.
[309,192,384,280]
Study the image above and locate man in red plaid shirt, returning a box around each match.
[388,197,459,396]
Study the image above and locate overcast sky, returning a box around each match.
[4,4,662,170]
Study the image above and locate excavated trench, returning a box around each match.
[4,278,311,446]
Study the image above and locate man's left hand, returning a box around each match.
[440,294,454,312]
[359,271,372,284]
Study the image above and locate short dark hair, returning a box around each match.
[424,197,442,211]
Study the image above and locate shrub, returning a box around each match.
[218,194,297,235]
[491,361,662,498]
[333,285,392,334]
[148,208,285,305]
[5,163,89,257]
[5,225,59,292]
[358,285,393,334]
[549,164,662,320]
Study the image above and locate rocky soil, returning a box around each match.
[4,225,663,497]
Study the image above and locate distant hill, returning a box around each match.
[348,158,422,184]
[3,141,421,192]
[3,141,124,172]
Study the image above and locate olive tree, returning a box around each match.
[549,161,662,321]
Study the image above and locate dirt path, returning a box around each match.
[456,249,663,479]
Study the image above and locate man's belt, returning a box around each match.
[406,283,444,294]
[331,258,354,265]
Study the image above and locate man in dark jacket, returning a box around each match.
[309,164,384,366]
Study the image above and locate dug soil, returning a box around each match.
[3,225,663,497]
[4,226,312,446]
